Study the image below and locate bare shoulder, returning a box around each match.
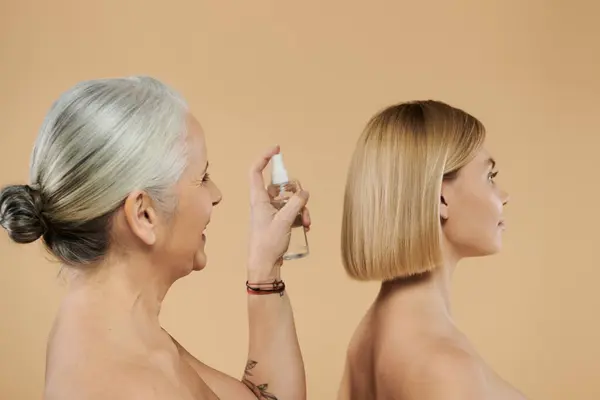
[45,324,219,400]
[45,363,189,400]
[417,346,488,399]
[396,344,489,400]
[385,338,528,400]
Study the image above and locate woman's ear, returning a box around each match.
[123,191,157,246]
[440,195,449,221]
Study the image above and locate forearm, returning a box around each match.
[243,287,306,400]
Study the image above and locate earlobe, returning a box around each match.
[123,191,157,246]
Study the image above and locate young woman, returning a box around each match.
[337,100,526,399]
[0,76,309,400]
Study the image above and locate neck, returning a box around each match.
[379,259,457,319]
[64,255,173,327]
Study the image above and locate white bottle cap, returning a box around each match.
[271,153,289,185]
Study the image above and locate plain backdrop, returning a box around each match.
[1,1,599,399]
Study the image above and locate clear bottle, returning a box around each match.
[269,153,309,260]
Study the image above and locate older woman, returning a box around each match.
[0,76,310,400]
[337,100,526,399]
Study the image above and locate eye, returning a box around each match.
[193,173,211,187]
[488,171,498,183]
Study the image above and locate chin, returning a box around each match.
[462,241,502,258]
[480,242,502,256]
[192,252,207,271]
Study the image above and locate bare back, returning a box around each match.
[337,302,527,400]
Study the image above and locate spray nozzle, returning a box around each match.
[271,153,289,185]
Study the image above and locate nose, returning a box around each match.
[211,184,222,206]
[501,189,509,206]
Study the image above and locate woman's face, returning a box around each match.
[157,114,222,275]
[440,147,509,261]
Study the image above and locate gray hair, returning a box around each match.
[0,76,189,266]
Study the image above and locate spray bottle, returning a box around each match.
[270,153,309,260]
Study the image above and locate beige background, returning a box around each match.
[1,1,599,399]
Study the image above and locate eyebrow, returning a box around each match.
[486,157,496,169]
[202,161,209,175]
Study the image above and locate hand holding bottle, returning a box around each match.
[247,145,311,282]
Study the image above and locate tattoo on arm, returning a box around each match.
[242,360,279,400]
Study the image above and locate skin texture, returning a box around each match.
[337,147,528,400]
[43,115,310,400]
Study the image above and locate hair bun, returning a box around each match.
[0,184,47,244]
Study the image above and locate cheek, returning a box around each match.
[486,188,504,217]
[449,190,501,234]
[473,194,502,228]
[177,190,212,234]
[193,191,213,223]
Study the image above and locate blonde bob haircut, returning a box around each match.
[341,100,486,281]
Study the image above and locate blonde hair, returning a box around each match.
[0,76,189,266]
[341,100,486,281]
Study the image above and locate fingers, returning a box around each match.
[302,207,311,231]
[275,190,310,225]
[249,145,280,205]
[267,184,279,200]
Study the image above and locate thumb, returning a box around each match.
[275,190,310,225]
